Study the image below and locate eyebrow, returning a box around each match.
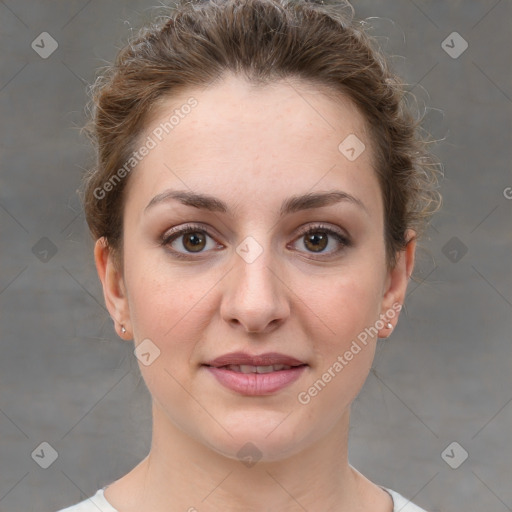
[144,189,368,217]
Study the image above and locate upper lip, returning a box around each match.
[203,352,307,367]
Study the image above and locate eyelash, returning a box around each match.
[161,223,351,260]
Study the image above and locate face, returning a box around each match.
[96,74,413,462]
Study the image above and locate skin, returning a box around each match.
[94,73,415,512]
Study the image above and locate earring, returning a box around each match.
[386,322,393,329]
[121,325,127,334]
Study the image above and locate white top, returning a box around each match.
[56,486,428,511]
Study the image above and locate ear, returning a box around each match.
[378,229,416,337]
[94,237,132,339]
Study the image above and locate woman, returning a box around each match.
[58,0,441,510]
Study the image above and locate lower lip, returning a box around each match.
[203,365,307,395]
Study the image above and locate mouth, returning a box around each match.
[202,352,308,395]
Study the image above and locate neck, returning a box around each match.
[107,403,373,512]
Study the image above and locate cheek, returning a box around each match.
[124,265,211,406]
[306,267,384,347]
[124,256,220,358]
[295,273,381,420]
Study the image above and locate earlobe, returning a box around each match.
[94,237,132,339]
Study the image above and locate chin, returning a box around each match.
[197,415,314,464]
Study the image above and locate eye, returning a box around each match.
[161,224,221,258]
[291,223,351,257]
[161,222,351,260]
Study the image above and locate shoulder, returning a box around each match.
[381,487,430,512]
[56,488,119,512]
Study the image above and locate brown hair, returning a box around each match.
[82,0,442,269]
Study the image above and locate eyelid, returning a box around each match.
[160,223,222,260]
[294,222,350,244]
[161,223,218,244]
[289,223,351,258]
[161,223,223,252]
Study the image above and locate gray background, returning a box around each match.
[0,1,511,511]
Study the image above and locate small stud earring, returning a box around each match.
[121,326,127,334]
[386,322,393,329]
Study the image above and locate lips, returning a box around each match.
[202,352,308,395]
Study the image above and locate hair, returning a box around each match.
[82,0,442,269]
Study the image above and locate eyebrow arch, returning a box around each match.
[144,189,368,217]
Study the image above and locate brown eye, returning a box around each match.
[292,224,351,257]
[181,231,207,252]
[162,224,219,257]
[303,231,329,253]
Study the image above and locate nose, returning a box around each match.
[220,241,290,335]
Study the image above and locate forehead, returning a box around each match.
[125,74,381,220]
[143,75,369,153]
